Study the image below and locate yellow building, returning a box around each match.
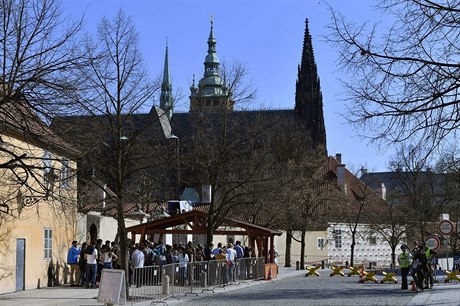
[0,102,81,293]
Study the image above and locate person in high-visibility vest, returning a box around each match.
[398,244,412,290]
[423,243,436,289]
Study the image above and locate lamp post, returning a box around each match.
[169,135,180,198]
[43,168,56,200]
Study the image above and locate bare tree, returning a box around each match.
[288,161,330,270]
[368,199,410,268]
[327,164,388,267]
[235,120,326,267]
[54,10,160,295]
[434,148,460,254]
[220,60,256,110]
[387,144,447,242]
[0,0,84,217]
[0,0,84,114]
[328,0,460,150]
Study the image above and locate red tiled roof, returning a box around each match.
[319,156,388,223]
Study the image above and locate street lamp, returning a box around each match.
[16,168,57,215]
[169,135,180,198]
[125,204,150,223]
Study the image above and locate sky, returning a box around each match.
[61,0,394,173]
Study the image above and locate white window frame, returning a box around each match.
[333,229,342,249]
[317,237,325,249]
[44,228,52,260]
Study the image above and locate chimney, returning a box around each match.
[201,185,212,204]
[98,184,107,208]
[335,153,342,164]
[361,167,368,176]
[377,183,386,200]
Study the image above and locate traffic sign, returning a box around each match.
[425,236,441,251]
[439,220,455,236]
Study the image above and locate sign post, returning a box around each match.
[438,220,455,271]
[439,220,454,236]
[425,236,440,251]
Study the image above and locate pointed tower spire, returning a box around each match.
[204,16,220,78]
[160,39,173,120]
[189,17,232,112]
[295,19,327,153]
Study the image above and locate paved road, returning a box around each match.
[167,269,460,306]
[168,269,416,306]
[1,268,459,306]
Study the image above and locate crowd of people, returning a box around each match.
[398,241,437,292]
[67,238,255,288]
[66,239,119,289]
[128,240,253,285]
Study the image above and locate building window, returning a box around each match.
[333,229,342,248]
[317,237,324,249]
[44,228,52,260]
[61,159,70,188]
[369,234,377,245]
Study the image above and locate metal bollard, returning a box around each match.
[200,271,207,287]
[162,275,170,295]
[296,261,300,270]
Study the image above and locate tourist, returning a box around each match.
[67,240,81,287]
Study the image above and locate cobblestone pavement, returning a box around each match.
[1,268,459,306]
[166,269,458,306]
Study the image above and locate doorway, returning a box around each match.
[90,223,97,244]
[16,238,25,291]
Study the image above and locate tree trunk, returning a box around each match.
[300,230,306,270]
[350,232,356,267]
[285,230,292,267]
[391,245,396,269]
[116,199,129,299]
[206,212,214,248]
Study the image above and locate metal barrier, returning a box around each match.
[256,257,265,279]
[235,257,264,283]
[130,257,266,304]
[131,265,166,304]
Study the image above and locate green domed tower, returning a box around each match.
[190,18,232,112]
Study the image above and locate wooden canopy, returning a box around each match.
[126,209,282,263]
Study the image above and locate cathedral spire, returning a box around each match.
[160,40,173,120]
[295,18,327,153]
[204,16,219,78]
[189,17,232,112]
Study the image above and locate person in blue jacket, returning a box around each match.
[67,240,81,286]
